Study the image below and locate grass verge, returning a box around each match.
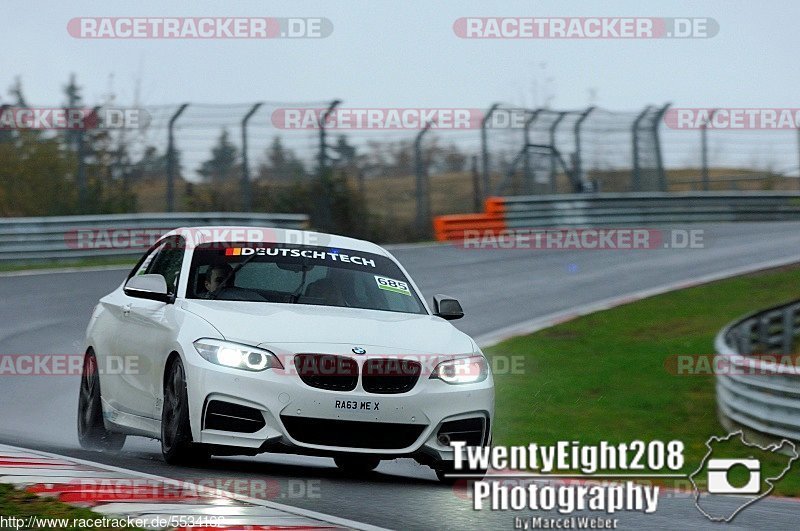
[0,484,146,530]
[486,264,800,496]
[0,257,135,273]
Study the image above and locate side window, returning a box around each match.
[129,242,165,279]
[145,237,185,294]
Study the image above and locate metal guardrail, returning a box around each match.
[491,191,800,227]
[0,212,310,263]
[715,300,800,443]
[434,191,800,240]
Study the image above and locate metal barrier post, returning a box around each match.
[758,315,771,350]
[522,109,541,194]
[782,306,795,354]
[631,106,652,192]
[548,112,567,193]
[481,103,500,200]
[573,106,595,192]
[652,103,671,192]
[166,104,189,212]
[701,109,717,192]
[797,127,800,190]
[316,100,341,232]
[471,155,481,212]
[414,121,434,237]
[76,106,101,213]
[240,103,263,212]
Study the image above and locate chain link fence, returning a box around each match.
[2,100,800,240]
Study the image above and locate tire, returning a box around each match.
[161,357,210,465]
[435,461,487,484]
[77,351,126,452]
[334,455,381,476]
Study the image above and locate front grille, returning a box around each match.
[281,416,426,449]
[362,358,422,394]
[437,417,487,446]
[294,354,358,391]
[203,400,266,433]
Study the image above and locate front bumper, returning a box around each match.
[182,348,494,461]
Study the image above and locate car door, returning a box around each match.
[98,242,162,416]
[114,236,185,419]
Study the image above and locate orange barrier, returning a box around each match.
[484,196,506,214]
[432,196,509,241]
[432,213,506,241]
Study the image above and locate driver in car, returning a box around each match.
[201,263,234,298]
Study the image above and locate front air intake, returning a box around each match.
[203,400,266,433]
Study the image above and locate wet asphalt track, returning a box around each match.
[2,222,800,530]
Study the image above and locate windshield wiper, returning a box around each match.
[289,259,311,303]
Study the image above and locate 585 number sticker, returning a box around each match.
[375,275,411,296]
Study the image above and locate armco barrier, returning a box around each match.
[0,212,309,263]
[715,300,800,444]
[433,191,800,240]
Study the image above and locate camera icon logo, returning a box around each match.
[707,458,761,495]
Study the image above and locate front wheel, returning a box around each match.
[77,351,126,452]
[334,455,381,476]
[161,357,210,465]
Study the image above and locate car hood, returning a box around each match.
[181,299,475,354]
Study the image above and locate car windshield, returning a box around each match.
[188,242,427,315]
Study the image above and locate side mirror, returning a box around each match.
[124,274,175,304]
[432,294,464,320]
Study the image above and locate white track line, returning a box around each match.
[0,443,389,531]
[475,253,800,348]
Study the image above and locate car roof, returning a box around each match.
[161,226,391,257]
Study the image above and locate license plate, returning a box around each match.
[334,399,380,412]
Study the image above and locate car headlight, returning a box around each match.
[430,355,489,384]
[193,339,282,372]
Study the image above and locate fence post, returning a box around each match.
[631,105,652,192]
[796,127,800,190]
[701,108,717,192]
[652,103,671,192]
[414,121,434,237]
[573,106,595,192]
[481,103,500,200]
[548,111,567,193]
[0,105,8,141]
[523,109,541,194]
[471,155,481,212]
[240,103,263,212]
[317,99,341,231]
[75,106,101,213]
[166,103,189,213]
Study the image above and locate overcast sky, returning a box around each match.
[2,0,797,110]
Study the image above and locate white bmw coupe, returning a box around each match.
[79,227,493,481]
